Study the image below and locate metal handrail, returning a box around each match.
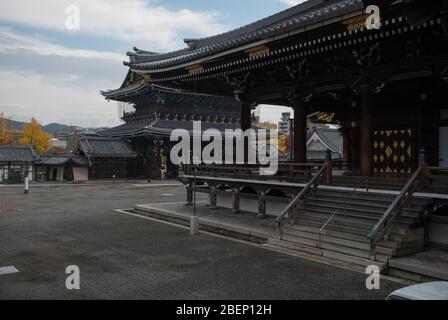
[367,166,425,260]
[275,163,328,239]
[317,177,372,247]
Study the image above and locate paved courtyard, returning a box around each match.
[0,182,403,300]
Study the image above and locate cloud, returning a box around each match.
[0,27,125,62]
[0,0,227,51]
[280,0,308,7]
[0,70,120,127]
[257,105,293,124]
[0,28,125,127]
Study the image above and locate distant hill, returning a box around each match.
[3,118,105,135]
[6,119,24,130]
[43,123,72,134]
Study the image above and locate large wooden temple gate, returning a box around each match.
[120,0,448,178]
[105,0,448,269]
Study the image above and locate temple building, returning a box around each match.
[100,73,241,179]
[120,0,448,276]
[122,0,448,177]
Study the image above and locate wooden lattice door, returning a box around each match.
[373,128,414,176]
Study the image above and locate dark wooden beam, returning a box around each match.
[291,95,307,163]
[360,85,374,177]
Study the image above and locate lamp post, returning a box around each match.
[24,161,29,194]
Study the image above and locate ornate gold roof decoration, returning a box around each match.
[245,45,270,58]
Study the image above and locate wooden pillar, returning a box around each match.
[360,85,374,177]
[291,95,307,163]
[232,188,239,213]
[209,186,218,210]
[186,182,193,206]
[349,102,360,171]
[257,191,266,218]
[342,128,350,163]
[240,99,252,164]
[240,100,252,131]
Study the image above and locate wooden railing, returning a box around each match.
[423,166,448,194]
[275,164,328,240]
[183,162,326,182]
[367,166,425,261]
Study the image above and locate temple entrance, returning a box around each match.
[373,128,414,176]
[440,127,448,167]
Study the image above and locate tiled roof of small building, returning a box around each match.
[77,136,137,158]
[0,146,40,163]
[38,155,90,167]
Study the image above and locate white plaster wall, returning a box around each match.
[73,167,88,182]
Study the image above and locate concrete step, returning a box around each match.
[297,209,418,231]
[279,235,390,262]
[283,224,401,249]
[268,238,387,270]
[281,232,396,256]
[287,219,406,242]
[305,195,427,213]
[312,189,431,207]
[262,243,372,273]
[300,205,421,225]
[304,199,423,224]
[308,193,429,211]
[306,194,392,209]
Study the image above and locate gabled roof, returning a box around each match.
[0,146,40,163]
[101,83,240,109]
[127,0,366,71]
[76,135,137,158]
[37,155,90,167]
[307,127,342,153]
[99,120,240,138]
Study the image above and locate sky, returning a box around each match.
[0,0,306,127]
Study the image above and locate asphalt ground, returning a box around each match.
[0,183,403,299]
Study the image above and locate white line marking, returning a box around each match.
[114,209,190,231]
[161,194,175,196]
[135,201,207,206]
[0,266,19,275]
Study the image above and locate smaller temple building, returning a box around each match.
[35,155,90,182]
[0,146,39,183]
[101,73,241,179]
[72,135,140,180]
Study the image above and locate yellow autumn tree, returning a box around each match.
[0,112,15,145]
[278,134,290,154]
[20,118,52,154]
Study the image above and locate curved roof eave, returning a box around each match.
[127,0,365,72]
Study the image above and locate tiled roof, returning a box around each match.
[127,0,364,71]
[310,127,343,153]
[99,120,240,138]
[38,155,90,167]
[101,83,241,109]
[78,136,137,158]
[0,146,40,163]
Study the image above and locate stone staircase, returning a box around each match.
[268,188,432,271]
